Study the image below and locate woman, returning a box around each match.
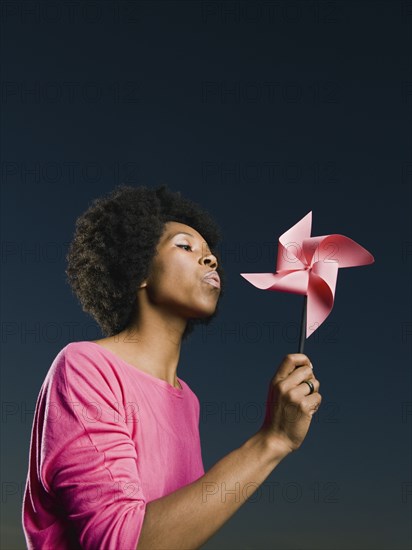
[22,184,321,549]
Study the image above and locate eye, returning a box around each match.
[176,244,192,251]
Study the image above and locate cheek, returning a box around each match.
[146,261,191,301]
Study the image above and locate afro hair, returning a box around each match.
[65,184,225,341]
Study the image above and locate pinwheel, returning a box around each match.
[240,211,374,352]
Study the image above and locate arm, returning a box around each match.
[137,431,288,550]
[138,353,322,550]
[48,347,318,550]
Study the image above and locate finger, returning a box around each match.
[300,378,320,395]
[288,378,320,401]
[302,392,322,415]
[275,353,313,381]
[280,392,322,424]
[280,365,317,391]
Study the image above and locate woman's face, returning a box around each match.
[142,221,221,319]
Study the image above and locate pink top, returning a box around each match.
[22,341,205,549]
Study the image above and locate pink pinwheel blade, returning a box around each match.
[302,234,374,268]
[240,271,309,295]
[306,262,338,338]
[276,211,312,271]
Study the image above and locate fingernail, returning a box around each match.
[310,362,313,369]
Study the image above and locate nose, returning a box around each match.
[200,251,218,269]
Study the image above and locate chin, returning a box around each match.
[189,309,215,320]
[186,303,218,319]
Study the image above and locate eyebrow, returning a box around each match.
[166,231,196,241]
[166,231,213,255]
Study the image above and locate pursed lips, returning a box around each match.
[202,271,221,289]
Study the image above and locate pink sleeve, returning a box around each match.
[41,345,147,550]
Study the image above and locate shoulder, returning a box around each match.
[62,340,120,367]
[45,341,124,399]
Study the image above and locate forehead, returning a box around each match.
[162,221,206,243]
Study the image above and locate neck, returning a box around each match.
[110,298,186,389]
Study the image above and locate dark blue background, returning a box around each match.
[1,1,411,548]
